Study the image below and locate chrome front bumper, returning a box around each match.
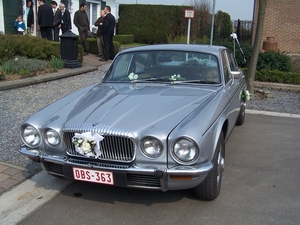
[19,145,213,191]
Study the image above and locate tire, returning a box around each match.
[236,104,245,126]
[193,131,225,200]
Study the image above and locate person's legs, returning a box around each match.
[101,34,110,60]
[96,37,103,56]
[40,27,47,39]
[53,28,59,42]
[46,27,53,41]
[80,28,89,54]
[109,34,114,60]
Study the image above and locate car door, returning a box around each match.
[221,49,242,136]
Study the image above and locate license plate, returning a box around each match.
[73,167,114,185]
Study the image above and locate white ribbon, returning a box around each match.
[231,32,246,62]
[73,132,104,157]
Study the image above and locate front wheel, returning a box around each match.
[193,131,225,200]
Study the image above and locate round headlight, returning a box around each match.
[141,137,163,158]
[45,129,60,146]
[22,125,41,148]
[172,138,199,164]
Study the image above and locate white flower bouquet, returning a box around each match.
[72,132,104,158]
[170,74,185,81]
[241,90,250,102]
[128,73,138,80]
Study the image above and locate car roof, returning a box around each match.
[120,44,227,55]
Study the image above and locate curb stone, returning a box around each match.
[0,66,98,91]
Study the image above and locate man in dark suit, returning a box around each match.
[100,6,115,61]
[37,0,53,40]
[51,1,60,42]
[59,3,71,34]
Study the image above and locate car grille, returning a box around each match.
[127,174,161,188]
[43,161,161,189]
[43,161,64,176]
[62,124,135,163]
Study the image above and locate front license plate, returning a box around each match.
[73,167,114,185]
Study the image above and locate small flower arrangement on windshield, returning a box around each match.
[72,132,104,158]
[241,90,250,102]
[170,74,185,81]
[128,73,139,80]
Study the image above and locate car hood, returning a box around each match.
[43,83,219,135]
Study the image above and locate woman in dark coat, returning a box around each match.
[26,0,34,33]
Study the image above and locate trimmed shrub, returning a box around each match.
[113,35,134,44]
[256,50,292,72]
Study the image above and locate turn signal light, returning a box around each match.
[171,175,193,180]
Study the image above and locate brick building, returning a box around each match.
[253,0,300,54]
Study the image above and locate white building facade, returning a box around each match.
[0,0,117,37]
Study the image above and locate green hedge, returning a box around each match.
[113,35,134,44]
[0,34,60,61]
[118,4,191,44]
[242,68,300,85]
[255,69,300,85]
[0,33,86,63]
[86,38,120,56]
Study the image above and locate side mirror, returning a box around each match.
[231,71,241,79]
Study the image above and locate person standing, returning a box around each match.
[37,0,53,40]
[100,6,115,61]
[59,3,71,34]
[74,2,91,55]
[26,0,34,34]
[14,15,26,35]
[94,10,105,57]
[51,1,61,42]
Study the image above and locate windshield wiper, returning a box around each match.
[131,78,170,83]
[171,80,220,84]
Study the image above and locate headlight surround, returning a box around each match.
[171,137,199,165]
[21,125,41,148]
[45,129,60,146]
[141,137,163,158]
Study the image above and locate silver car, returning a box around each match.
[19,44,248,200]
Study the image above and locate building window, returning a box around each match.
[86,1,100,33]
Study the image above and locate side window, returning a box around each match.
[111,54,133,78]
[221,51,231,84]
[226,51,238,71]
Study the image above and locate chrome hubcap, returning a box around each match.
[217,150,225,185]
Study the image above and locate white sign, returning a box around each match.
[185,10,195,18]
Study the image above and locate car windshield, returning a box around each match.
[103,50,221,84]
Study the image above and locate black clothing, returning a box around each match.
[61,9,71,33]
[26,6,34,28]
[100,13,115,60]
[53,8,61,42]
[38,4,53,40]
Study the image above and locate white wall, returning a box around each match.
[1,0,117,36]
[0,0,4,33]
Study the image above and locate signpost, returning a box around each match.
[185,9,194,44]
